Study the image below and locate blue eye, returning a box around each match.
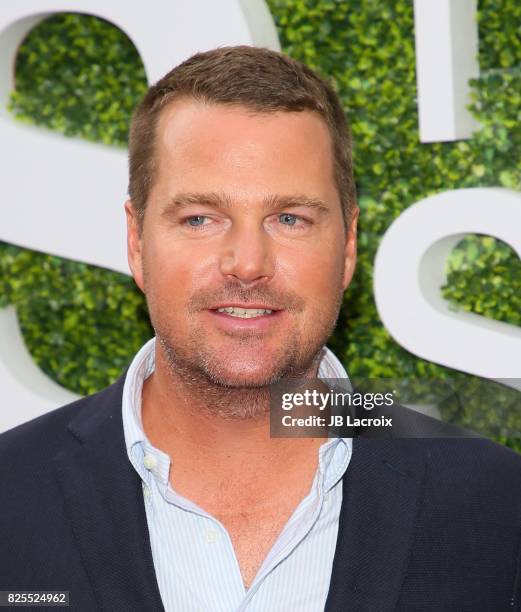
[187,215,207,226]
[279,213,297,225]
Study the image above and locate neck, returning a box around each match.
[140,343,326,490]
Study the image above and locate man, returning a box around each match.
[1,46,521,611]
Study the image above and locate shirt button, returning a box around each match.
[205,529,218,543]
[142,483,151,500]
[144,454,157,470]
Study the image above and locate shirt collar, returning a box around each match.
[122,337,352,492]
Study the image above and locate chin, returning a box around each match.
[207,362,282,388]
[157,329,310,388]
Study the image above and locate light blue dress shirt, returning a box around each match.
[122,338,352,611]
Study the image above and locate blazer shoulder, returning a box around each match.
[425,435,521,466]
[422,436,521,496]
[0,374,125,458]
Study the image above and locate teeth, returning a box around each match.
[217,307,273,318]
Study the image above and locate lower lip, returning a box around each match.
[206,309,284,332]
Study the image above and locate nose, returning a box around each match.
[218,219,275,284]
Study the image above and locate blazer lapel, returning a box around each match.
[325,437,427,612]
[52,378,165,611]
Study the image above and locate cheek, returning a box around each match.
[280,246,345,310]
[143,237,215,300]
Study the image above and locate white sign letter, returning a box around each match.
[414,0,479,142]
[374,188,521,388]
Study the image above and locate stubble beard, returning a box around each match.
[145,274,345,421]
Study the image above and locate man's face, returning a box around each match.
[126,99,357,389]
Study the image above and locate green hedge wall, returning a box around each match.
[1,3,520,446]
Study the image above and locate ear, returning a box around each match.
[124,200,145,292]
[342,205,359,290]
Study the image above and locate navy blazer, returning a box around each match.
[2,374,521,611]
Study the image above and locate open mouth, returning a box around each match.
[214,306,275,319]
[207,305,283,332]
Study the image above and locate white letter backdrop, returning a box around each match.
[373,188,521,391]
[1,0,520,433]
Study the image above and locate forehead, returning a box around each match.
[152,99,338,205]
[156,98,332,152]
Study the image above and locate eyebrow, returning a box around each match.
[161,192,331,216]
